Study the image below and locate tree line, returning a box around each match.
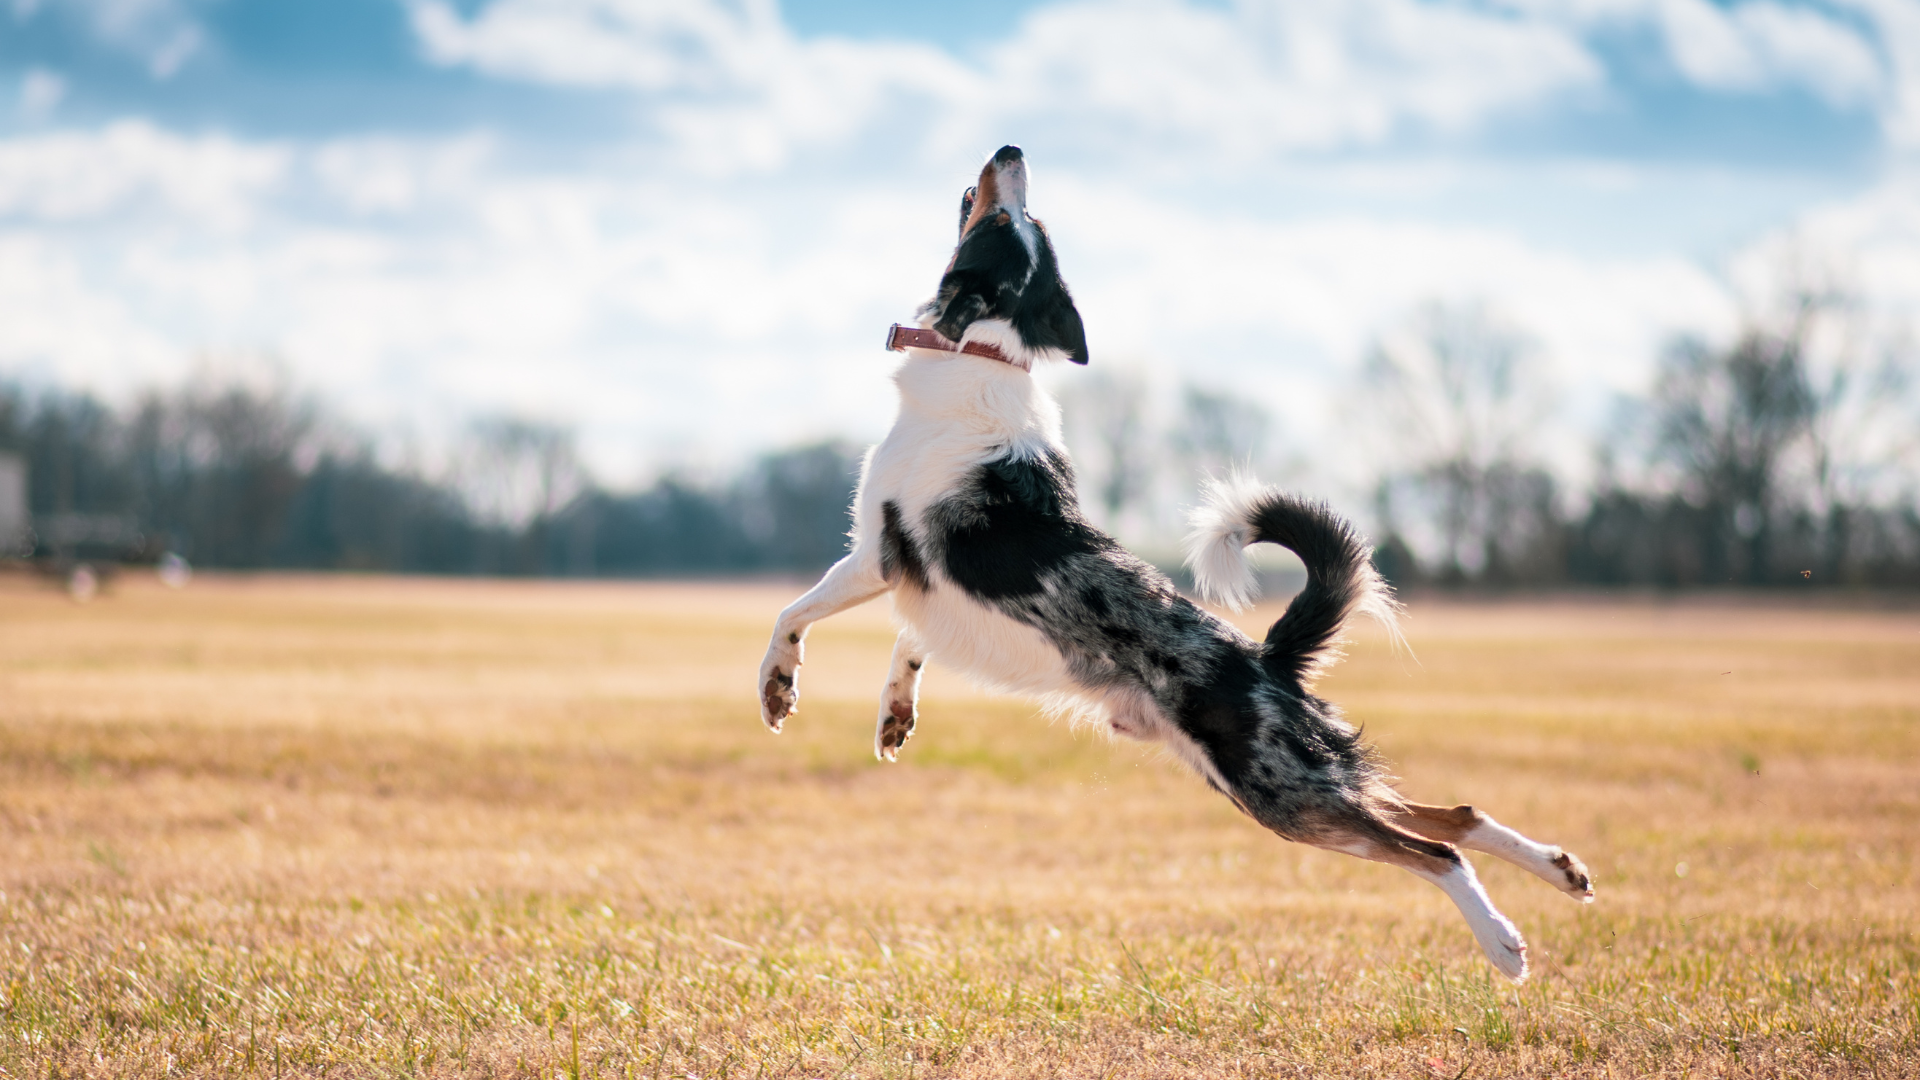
[0,381,862,578]
[1353,293,1920,588]
[1058,287,1919,590]
[3,285,1915,588]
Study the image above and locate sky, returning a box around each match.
[1,0,1915,489]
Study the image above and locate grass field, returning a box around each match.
[1,573,1916,1078]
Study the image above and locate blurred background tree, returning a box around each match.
[1356,303,1564,586]
[2,268,1915,587]
[1572,277,1920,588]
[1058,370,1155,536]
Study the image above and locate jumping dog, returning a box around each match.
[758,145,1592,979]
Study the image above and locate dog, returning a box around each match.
[757,145,1592,980]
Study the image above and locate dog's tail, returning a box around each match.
[1182,474,1404,683]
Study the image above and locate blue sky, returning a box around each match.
[1,0,1914,492]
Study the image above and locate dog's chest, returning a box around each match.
[861,360,1079,696]
[861,426,987,523]
[865,437,1076,694]
[863,357,1061,520]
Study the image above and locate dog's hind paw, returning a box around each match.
[1475,916,1530,983]
[1552,849,1595,903]
[1489,932,1529,982]
[875,698,916,762]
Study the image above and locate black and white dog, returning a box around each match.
[758,145,1592,980]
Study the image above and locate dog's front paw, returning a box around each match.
[762,668,796,731]
[875,697,917,762]
[758,642,801,732]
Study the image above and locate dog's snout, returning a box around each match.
[985,145,1028,212]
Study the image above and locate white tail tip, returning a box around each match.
[1182,473,1271,611]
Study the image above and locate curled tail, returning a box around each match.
[1182,475,1405,683]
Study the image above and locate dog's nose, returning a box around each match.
[992,145,1024,166]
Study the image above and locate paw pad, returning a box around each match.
[1552,851,1595,899]
[762,670,796,727]
[876,702,916,761]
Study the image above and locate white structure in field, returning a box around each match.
[0,452,26,552]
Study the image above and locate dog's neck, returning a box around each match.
[890,344,1063,455]
[886,324,1018,367]
[901,315,1076,372]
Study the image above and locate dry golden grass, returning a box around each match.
[1,572,1916,1078]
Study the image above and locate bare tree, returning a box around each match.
[1359,302,1560,583]
[1650,330,1813,584]
[1172,385,1271,481]
[125,373,319,566]
[1645,277,1918,584]
[1795,299,1919,582]
[735,441,864,572]
[1058,370,1155,532]
[458,417,586,528]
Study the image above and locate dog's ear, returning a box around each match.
[1047,290,1088,365]
[957,186,976,241]
[1017,275,1087,365]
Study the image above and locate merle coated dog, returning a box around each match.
[757,145,1592,980]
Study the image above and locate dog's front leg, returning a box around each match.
[874,630,928,762]
[760,550,888,732]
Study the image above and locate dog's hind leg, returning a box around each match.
[1311,814,1530,981]
[1394,801,1594,903]
[760,550,889,733]
[875,630,928,762]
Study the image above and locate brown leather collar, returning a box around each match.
[885,324,1017,366]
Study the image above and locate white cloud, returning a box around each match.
[0,121,939,475]
[29,0,205,78]
[0,119,1752,483]
[1737,168,1920,321]
[409,0,975,173]
[311,135,497,215]
[0,120,288,225]
[1729,2,1884,106]
[1509,0,1889,107]
[0,234,181,385]
[408,0,1912,170]
[412,0,1605,169]
[1849,0,1920,149]
[1650,0,1881,105]
[408,0,778,92]
[979,0,1601,156]
[1,0,1916,484]
[18,68,67,120]
[1038,174,1735,475]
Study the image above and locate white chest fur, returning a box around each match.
[859,350,1064,522]
[857,351,1077,696]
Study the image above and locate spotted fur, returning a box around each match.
[757,145,1591,982]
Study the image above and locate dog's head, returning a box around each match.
[918,145,1088,366]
